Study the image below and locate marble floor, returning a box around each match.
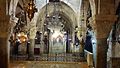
[9,61,88,68]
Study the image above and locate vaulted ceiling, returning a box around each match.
[36,0,82,13]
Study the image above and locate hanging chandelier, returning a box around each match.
[26,0,37,21]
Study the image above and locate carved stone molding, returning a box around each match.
[89,14,117,38]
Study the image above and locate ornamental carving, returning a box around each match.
[89,15,117,38]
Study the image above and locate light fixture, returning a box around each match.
[17,32,28,43]
[26,0,37,21]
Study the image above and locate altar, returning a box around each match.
[49,31,66,53]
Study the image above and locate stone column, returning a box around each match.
[89,15,117,68]
[0,37,9,68]
[29,23,36,59]
[0,16,10,68]
[96,38,108,68]
[28,39,35,59]
[0,0,10,67]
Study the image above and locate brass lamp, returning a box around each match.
[26,0,37,21]
[17,32,28,43]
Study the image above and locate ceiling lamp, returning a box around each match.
[26,0,37,21]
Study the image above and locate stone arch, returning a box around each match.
[79,0,96,17]
[81,0,97,16]
[48,11,73,31]
[9,0,19,17]
[89,0,96,16]
[36,1,77,33]
[88,0,96,16]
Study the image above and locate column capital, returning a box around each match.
[89,14,117,21]
[89,14,117,38]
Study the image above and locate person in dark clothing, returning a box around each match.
[14,40,20,55]
[84,32,93,53]
[26,42,30,55]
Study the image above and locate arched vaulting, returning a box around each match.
[36,1,77,34]
[0,0,120,68]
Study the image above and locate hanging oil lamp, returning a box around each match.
[17,32,28,43]
[26,0,37,21]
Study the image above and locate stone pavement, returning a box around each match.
[9,61,88,68]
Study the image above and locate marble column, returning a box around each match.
[89,15,117,68]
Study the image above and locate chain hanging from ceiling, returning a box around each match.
[52,1,62,27]
[45,0,62,28]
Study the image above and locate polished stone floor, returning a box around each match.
[10,61,88,68]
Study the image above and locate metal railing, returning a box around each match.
[10,53,86,62]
